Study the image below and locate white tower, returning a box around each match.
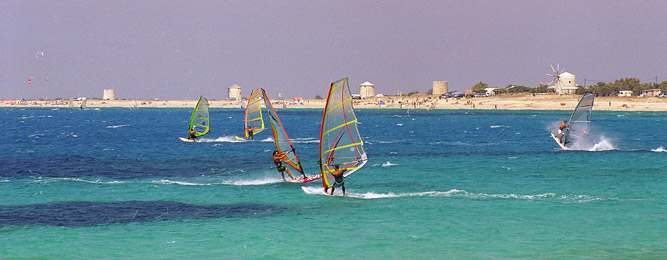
[103,89,115,100]
[432,81,448,96]
[228,84,242,100]
[359,81,376,98]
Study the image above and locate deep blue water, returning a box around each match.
[1,107,665,259]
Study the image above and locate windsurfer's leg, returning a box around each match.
[280,171,286,181]
[330,186,335,195]
[285,168,295,180]
[342,185,345,195]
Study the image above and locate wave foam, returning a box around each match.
[199,136,246,143]
[223,177,284,186]
[106,124,128,128]
[381,161,399,167]
[151,179,214,186]
[302,187,601,203]
[650,146,666,152]
[33,178,126,184]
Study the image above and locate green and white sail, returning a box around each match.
[244,89,265,138]
[319,78,368,189]
[564,93,594,145]
[188,96,210,137]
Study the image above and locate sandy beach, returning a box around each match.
[3,93,667,111]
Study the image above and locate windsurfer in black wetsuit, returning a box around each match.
[554,120,569,144]
[273,150,294,181]
[327,162,347,195]
[188,128,198,141]
[246,126,256,140]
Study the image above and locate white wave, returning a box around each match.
[389,152,398,155]
[381,161,399,167]
[567,135,617,151]
[33,178,126,184]
[199,136,247,143]
[151,179,214,186]
[490,125,508,128]
[223,176,285,185]
[650,146,666,152]
[292,138,319,144]
[260,137,275,142]
[303,188,600,203]
[292,137,316,141]
[106,124,128,128]
[0,179,9,183]
[396,123,403,126]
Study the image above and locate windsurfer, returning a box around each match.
[327,162,347,195]
[188,128,198,141]
[554,120,569,144]
[247,126,256,140]
[273,150,295,181]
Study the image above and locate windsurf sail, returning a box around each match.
[188,96,210,137]
[68,98,73,109]
[243,89,265,138]
[563,93,594,145]
[319,78,368,190]
[260,89,304,174]
[79,99,87,110]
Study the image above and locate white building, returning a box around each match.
[550,72,578,94]
[103,89,115,100]
[228,84,242,100]
[359,81,376,98]
[432,81,448,96]
[485,87,498,96]
[618,90,633,97]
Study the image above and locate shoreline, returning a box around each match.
[3,94,667,111]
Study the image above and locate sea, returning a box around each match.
[1,107,665,259]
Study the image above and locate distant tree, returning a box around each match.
[407,91,420,96]
[493,88,507,95]
[471,81,488,93]
[505,84,531,93]
[612,78,640,91]
[426,89,433,94]
[575,86,588,95]
[314,95,322,99]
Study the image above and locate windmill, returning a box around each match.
[546,63,576,94]
[546,63,565,88]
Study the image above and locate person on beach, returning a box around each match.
[246,126,255,140]
[326,162,348,195]
[273,150,295,181]
[554,120,569,144]
[188,128,198,141]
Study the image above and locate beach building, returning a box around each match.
[103,89,115,100]
[618,90,633,97]
[550,72,577,94]
[485,88,497,96]
[228,84,242,100]
[640,89,661,97]
[360,81,375,98]
[433,81,448,96]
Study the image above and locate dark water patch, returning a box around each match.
[0,155,237,178]
[0,201,286,227]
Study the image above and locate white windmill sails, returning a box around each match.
[546,63,577,94]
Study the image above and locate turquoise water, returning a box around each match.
[1,107,665,259]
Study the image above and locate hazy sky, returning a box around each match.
[2,0,665,100]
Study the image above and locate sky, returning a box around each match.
[1,0,666,100]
